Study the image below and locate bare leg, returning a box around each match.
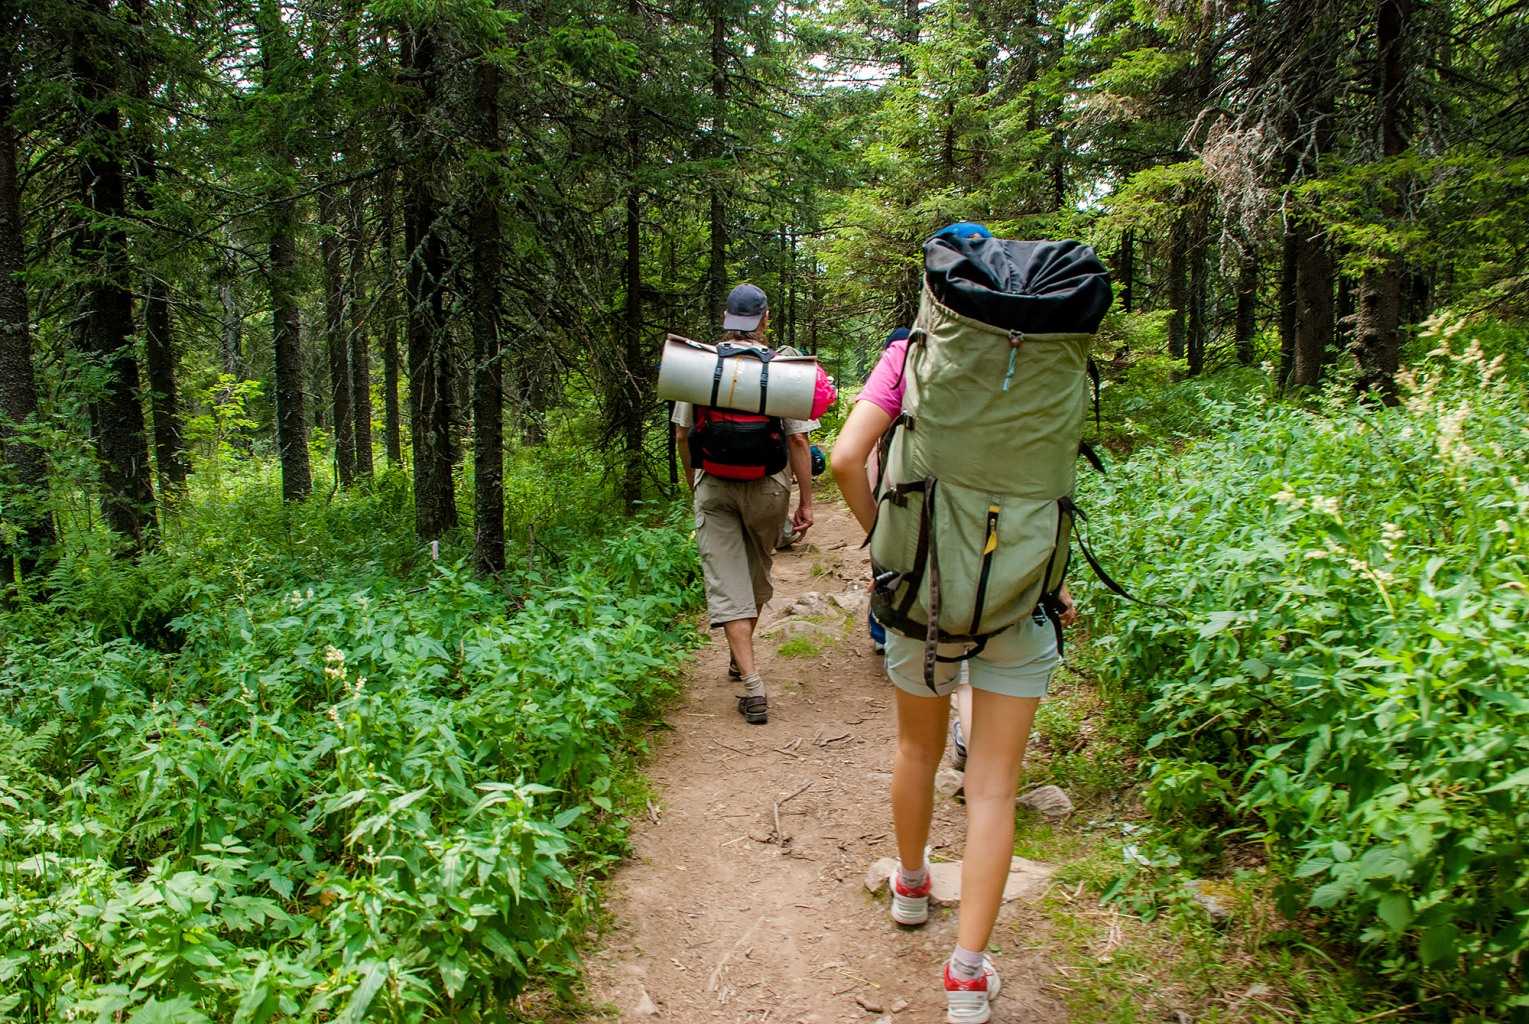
[956,689,1040,953]
[722,618,757,677]
[892,687,949,872]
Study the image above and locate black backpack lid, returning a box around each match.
[922,237,1114,334]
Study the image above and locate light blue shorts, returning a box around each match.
[884,612,1059,699]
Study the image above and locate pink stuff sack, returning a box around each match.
[811,364,838,419]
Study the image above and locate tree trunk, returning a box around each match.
[0,22,55,575]
[217,247,241,377]
[1278,214,1298,388]
[73,0,155,549]
[1118,229,1134,314]
[1167,218,1187,360]
[621,171,644,511]
[319,187,355,486]
[270,197,310,500]
[135,150,188,499]
[142,272,187,498]
[707,1,727,328]
[1352,0,1411,402]
[1292,227,1334,387]
[257,0,310,501]
[470,58,504,573]
[1186,211,1207,376]
[347,185,373,477]
[380,169,402,466]
[1234,248,1258,366]
[402,27,456,540]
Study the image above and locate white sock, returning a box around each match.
[897,863,929,889]
[740,672,765,698]
[950,945,985,980]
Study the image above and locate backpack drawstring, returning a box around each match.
[1002,331,1024,391]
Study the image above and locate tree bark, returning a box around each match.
[380,168,402,466]
[1278,213,1298,388]
[621,164,644,511]
[73,0,155,549]
[1234,247,1258,366]
[1352,0,1411,402]
[256,0,311,501]
[270,198,309,500]
[1292,227,1334,387]
[1186,209,1207,376]
[217,246,241,377]
[707,1,727,327]
[319,186,355,486]
[142,272,187,498]
[134,150,188,499]
[1118,229,1134,314]
[0,17,55,575]
[1167,217,1187,360]
[402,27,456,540]
[347,185,373,477]
[470,58,504,573]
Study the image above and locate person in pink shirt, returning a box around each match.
[833,287,1076,1021]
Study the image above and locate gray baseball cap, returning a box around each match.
[722,283,768,331]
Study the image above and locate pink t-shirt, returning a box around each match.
[857,339,911,418]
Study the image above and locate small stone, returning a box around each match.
[632,989,659,1016]
[928,856,1057,905]
[854,994,883,1013]
[1185,879,1233,923]
[935,767,965,800]
[1016,784,1074,818]
[874,1017,894,1024]
[781,591,834,618]
[1239,982,1272,1001]
[891,997,910,1013]
[865,857,897,892]
[829,590,870,615]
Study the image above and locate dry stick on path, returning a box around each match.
[771,780,814,843]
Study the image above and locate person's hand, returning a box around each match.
[792,501,814,536]
[1058,583,1078,627]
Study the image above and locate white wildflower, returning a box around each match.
[1309,494,1341,519]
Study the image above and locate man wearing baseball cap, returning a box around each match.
[672,283,816,725]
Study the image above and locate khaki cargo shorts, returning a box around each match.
[694,474,791,626]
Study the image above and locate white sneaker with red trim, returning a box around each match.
[889,863,932,926]
[944,957,1001,1024]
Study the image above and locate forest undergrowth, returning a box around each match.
[0,457,704,1022]
[1043,320,1529,1022]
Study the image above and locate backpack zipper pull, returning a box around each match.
[1002,331,1024,391]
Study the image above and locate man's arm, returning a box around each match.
[787,433,814,534]
[676,425,695,490]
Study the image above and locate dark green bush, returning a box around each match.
[1077,328,1529,1018]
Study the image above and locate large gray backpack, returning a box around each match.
[869,236,1114,689]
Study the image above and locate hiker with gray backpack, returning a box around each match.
[831,223,1109,1024]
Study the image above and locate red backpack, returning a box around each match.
[690,406,788,480]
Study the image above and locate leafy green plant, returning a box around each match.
[0,483,703,1021]
[1076,325,1529,1017]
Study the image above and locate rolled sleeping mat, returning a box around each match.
[657,334,820,420]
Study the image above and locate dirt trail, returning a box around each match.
[584,499,1068,1024]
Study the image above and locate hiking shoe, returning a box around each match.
[737,694,767,725]
[948,716,968,772]
[944,957,1001,1024]
[890,862,932,926]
